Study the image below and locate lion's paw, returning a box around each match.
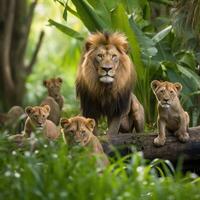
[178,132,189,143]
[153,136,166,147]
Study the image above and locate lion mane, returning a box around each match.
[76,32,136,121]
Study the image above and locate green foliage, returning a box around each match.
[50,0,200,125]
[0,133,200,199]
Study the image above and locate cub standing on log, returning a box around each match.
[9,105,60,142]
[151,80,190,146]
[61,116,109,168]
[41,77,64,125]
[76,32,144,136]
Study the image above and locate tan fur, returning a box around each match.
[120,94,145,133]
[41,77,64,125]
[9,105,60,142]
[41,96,60,125]
[76,32,144,136]
[0,106,24,125]
[151,80,190,146]
[43,77,64,109]
[61,116,109,167]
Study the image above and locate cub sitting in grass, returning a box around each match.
[61,116,109,167]
[151,80,190,146]
[0,106,25,131]
[9,105,60,142]
[41,77,64,125]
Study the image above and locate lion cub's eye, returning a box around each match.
[170,90,173,94]
[81,131,86,137]
[160,89,165,93]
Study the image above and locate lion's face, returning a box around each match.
[79,32,134,90]
[151,80,182,108]
[25,105,50,127]
[61,116,95,146]
[43,77,63,99]
[94,45,120,84]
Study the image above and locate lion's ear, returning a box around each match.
[174,82,182,92]
[25,106,33,115]
[151,80,161,92]
[121,42,129,54]
[60,118,70,128]
[86,118,95,131]
[85,41,92,52]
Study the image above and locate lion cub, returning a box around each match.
[41,77,64,125]
[61,116,109,167]
[0,106,25,131]
[151,80,190,146]
[9,105,60,142]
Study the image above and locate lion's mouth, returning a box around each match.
[99,75,114,83]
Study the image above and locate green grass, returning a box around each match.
[0,132,200,200]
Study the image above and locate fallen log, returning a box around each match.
[101,126,200,172]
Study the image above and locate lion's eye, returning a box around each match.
[160,90,164,93]
[97,54,103,59]
[170,90,173,94]
[112,54,118,61]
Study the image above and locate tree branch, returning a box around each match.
[25,30,45,75]
[2,0,16,94]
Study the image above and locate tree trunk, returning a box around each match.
[0,0,44,111]
[101,126,200,171]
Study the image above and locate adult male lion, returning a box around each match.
[76,32,144,136]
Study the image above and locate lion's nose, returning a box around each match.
[102,67,112,72]
[102,63,113,72]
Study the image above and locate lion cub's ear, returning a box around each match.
[25,106,33,115]
[86,118,95,131]
[56,77,63,84]
[0,113,9,124]
[151,80,161,92]
[174,82,182,92]
[60,118,70,128]
[43,105,50,114]
[43,80,49,87]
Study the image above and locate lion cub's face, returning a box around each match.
[151,80,182,108]
[61,116,95,146]
[25,105,50,127]
[43,77,63,99]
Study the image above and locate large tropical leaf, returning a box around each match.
[86,0,112,28]
[111,3,144,76]
[129,18,157,58]
[48,19,84,40]
[152,25,172,44]
[71,0,105,32]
